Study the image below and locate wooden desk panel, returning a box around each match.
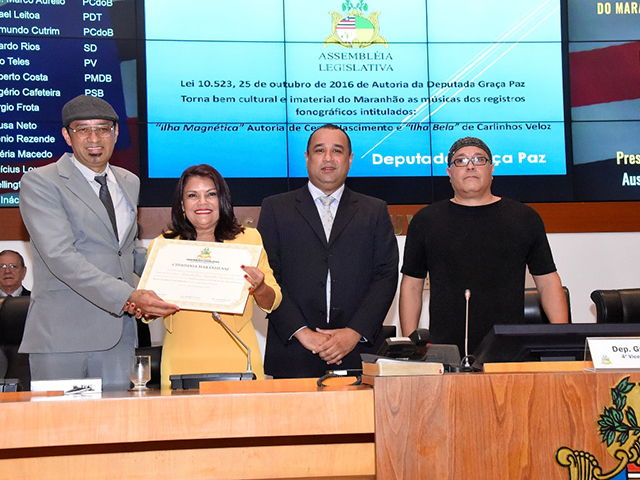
[3,443,374,480]
[0,384,375,480]
[370,371,640,480]
[6,372,633,479]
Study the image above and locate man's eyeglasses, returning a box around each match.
[449,156,491,167]
[0,264,20,270]
[67,124,114,140]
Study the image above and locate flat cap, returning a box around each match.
[447,137,492,165]
[62,95,119,126]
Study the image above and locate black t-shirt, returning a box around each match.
[401,198,557,356]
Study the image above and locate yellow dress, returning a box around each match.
[153,228,282,390]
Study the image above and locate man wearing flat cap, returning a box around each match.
[19,95,178,390]
[399,136,568,358]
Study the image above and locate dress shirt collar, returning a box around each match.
[0,285,23,297]
[71,155,115,185]
[307,181,345,204]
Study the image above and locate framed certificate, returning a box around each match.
[138,238,262,314]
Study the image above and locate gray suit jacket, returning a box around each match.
[18,153,145,354]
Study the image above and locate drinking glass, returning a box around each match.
[130,355,151,390]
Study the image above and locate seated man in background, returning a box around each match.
[399,136,568,359]
[0,250,30,297]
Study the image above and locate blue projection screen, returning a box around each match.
[2,0,638,206]
[144,0,567,184]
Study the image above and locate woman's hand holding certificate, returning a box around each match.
[138,238,262,314]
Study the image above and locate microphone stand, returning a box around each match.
[464,289,471,368]
[461,289,478,371]
[168,312,256,390]
[213,311,253,374]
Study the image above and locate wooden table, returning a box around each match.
[5,370,636,479]
[0,378,375,480]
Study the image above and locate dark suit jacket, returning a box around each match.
[258,185,398,378]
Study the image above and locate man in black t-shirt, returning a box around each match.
[399,137,568,358]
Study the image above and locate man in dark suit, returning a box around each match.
[19,95,177,390]
[258,124,398,378]
[0,250,30,297]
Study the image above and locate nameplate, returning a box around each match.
[30,377,103,396]
[587,337,640,370]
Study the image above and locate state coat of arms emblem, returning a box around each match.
[324,1,387,48]
[557,377,640,479]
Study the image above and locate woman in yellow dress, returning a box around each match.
[153,164,281,389]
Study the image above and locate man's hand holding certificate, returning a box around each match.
[138,238,262,314]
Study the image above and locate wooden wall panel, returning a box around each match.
[2,201,639,240]
[0,208,28,241]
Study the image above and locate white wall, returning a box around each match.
[546,232,640,323]
[5,232,640,358]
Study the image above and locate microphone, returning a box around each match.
[463,289,471,368]
[168,312,256,389]
[213,311,253,374]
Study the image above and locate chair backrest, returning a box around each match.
[0,296,31,390]
[136,318,152,348]
[0,296,30,346]
[524,286,572,324]
[590,289,640,323]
